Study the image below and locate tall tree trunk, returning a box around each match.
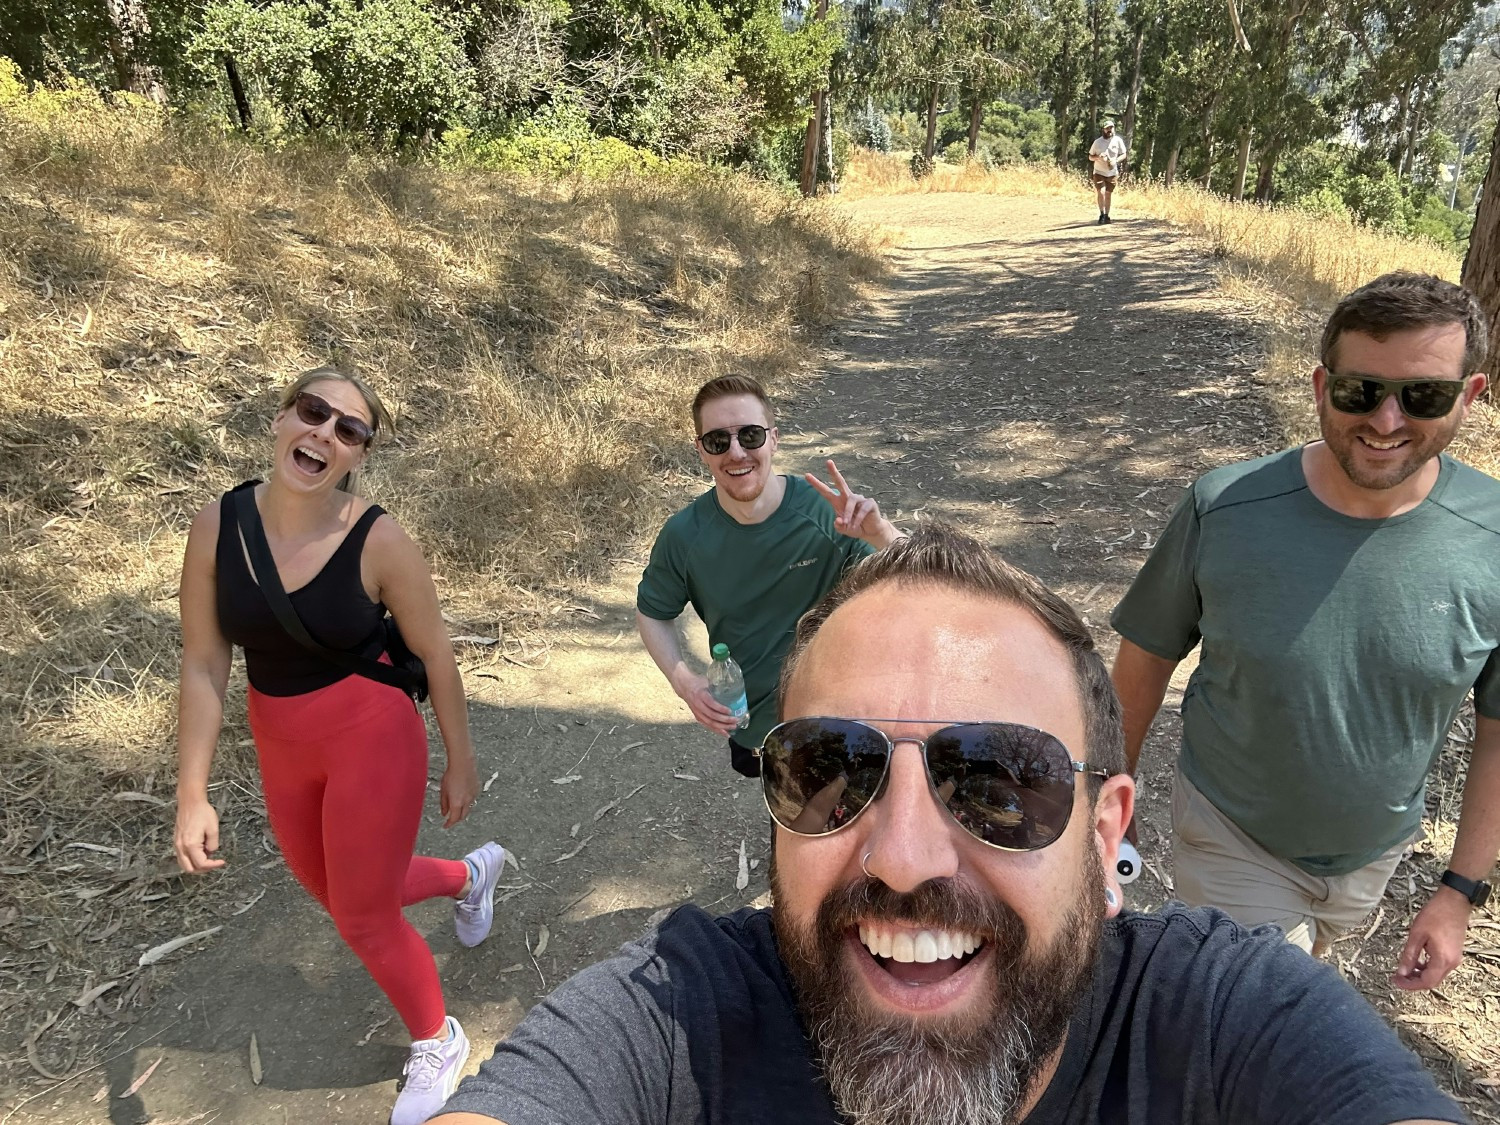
[1254,135,1284,201]
[1141,132,1155,179]
[1452,126,1470,210]
[1462,112,1500,378]
[1055,106,1072,169]
[968,96,982,156]
[924,82,940,159]
[104,0,166,101]
[1121,24,1146,151]
[822,95,836,190]
[1231,126,1252,200]
[798,0,831,198]
[799,88,825,196]
[1087,0,1101,133]
[222,53,252,131]
[1164,143,1180,188]
[1392,80,1412,171]
[1403,83,1427,182]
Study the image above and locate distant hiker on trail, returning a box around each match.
[173,367,508,1125]
[635,374,904,777]
[1088,121,1126,224]
[1110,272,1500,989]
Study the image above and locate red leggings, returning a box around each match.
[248,674,468,1040]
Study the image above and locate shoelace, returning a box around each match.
[401,1042,448,1091]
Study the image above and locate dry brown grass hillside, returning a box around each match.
[0,84,883,1043]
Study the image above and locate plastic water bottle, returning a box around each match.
[707,644,749,729]
[1116,839,1141,885]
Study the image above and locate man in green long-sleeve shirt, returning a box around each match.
[1111,272,1500,992]
[636,375,903,776]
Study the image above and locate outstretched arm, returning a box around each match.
[1393,712,1500,991]
[805,459,903,549]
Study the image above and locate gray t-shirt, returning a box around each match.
[1112,447,1500,875]
[443,903,1463,1124]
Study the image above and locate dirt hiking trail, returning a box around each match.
[7,191,1493,1123]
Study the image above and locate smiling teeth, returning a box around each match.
[859,924,981,964]
[296,445,328,464]
[1362,438,1403,449]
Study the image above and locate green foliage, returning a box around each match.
[438,123,662,177]
[733,1,843,129]
[846,99,893,151]
[936,96,1053,164]
[189,0,476,140]
[623,48,755,159]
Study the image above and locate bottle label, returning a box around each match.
[729,691,748,726]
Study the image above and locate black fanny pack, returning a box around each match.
[228,486,429,702]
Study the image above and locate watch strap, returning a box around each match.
[1439,869,1491,908]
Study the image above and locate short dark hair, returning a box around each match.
[691,375,775,432]
[778,522,1126,777]
[1321,272,1489,376]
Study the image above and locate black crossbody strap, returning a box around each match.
[228,488,415,695]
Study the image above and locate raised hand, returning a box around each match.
[805,459,902,548]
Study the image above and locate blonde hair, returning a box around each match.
[278,366,395,494]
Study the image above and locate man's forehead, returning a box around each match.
[785,583,1082,738]
[699,393,770,427]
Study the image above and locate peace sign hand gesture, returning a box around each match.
[805,459,903,549]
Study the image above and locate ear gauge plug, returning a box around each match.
[1104,886,1119,909]
[1116,840,1141,884]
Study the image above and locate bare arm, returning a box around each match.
[174,502,234,873]
[429,1115,506,1124]
[1394,712,1500,991]
[1111,638,1179,776]
[371,517,478,828]
[635,610,736,736]
[1110,638,1179,846]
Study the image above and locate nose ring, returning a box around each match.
[861,852,874,879]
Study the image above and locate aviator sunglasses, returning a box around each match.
[294,391,375,446]
[756,716,1113,852]
[1323,372,1469,421]
[697,424,769,456]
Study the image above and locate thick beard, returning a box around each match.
[1318,401,1460,491]
[771,850,1104,1125]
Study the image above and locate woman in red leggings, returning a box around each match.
[174,367,505,1125]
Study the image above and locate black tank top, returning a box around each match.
[215,482,389,696]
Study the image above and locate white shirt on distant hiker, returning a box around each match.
[1090,129,1127,178]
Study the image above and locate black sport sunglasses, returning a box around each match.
[756,716,1113,852]
[1323,372,1469,421]
[294,391,374,446]
[697,424,768,456]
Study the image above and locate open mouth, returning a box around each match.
[858,922,985,985]
[1358,436,1408,451]
[726,465,755,477]
[293,445,329,475]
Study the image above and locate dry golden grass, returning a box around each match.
[842,149,1500,477]
[0,84,883,1036]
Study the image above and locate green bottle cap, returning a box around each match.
[711,643,729,660]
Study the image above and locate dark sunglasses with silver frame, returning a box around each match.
[1322,371,1470,421]
[697,424,769,456]
[756,716,1114,853]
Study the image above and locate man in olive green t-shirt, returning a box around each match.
[636,375,903,776]
[1111,272,1500,991]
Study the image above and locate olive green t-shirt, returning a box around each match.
[1111,448,1500,876]
[637,477,873,751]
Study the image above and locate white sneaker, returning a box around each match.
[454,842,507,948]
[390,1016,470,1125]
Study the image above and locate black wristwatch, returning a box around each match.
[1439,869,1492,908]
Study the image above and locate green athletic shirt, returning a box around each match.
[637,476,873,750]
[1111,448,1500,876]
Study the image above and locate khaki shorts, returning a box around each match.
[1171,765,1416,951]
[1092,172,1118,188]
